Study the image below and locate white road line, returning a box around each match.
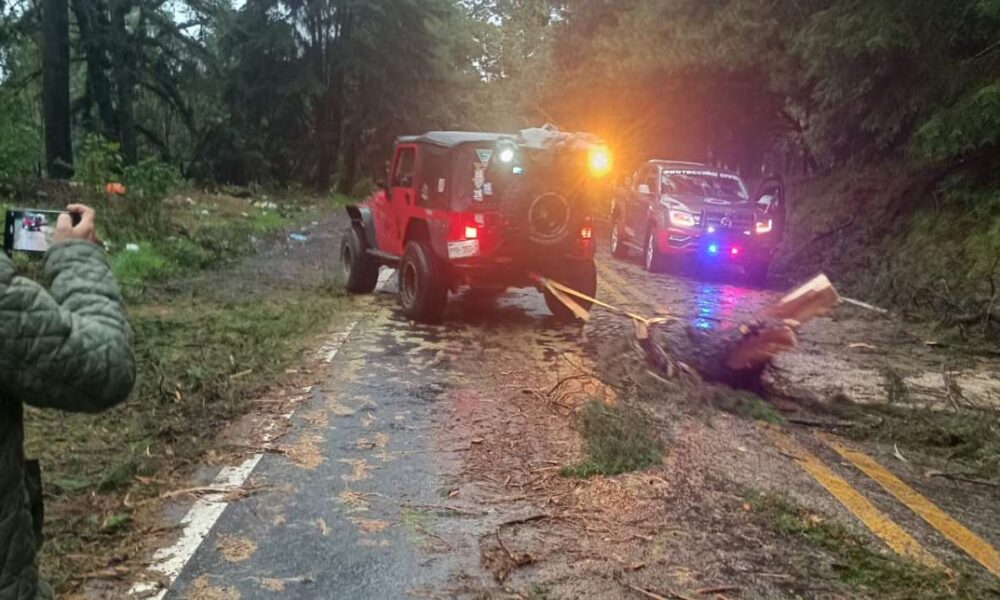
[129,320,359,598]
[319,321,358,363]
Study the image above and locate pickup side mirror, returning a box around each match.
[637,183,651,195]
[757,194,774,213]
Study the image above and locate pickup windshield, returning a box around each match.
[661,170,749,202]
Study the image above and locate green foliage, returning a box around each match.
[74,134,123,190]
[913,82,1000,161]
[710,389,784,424]
[123,157,183,199]
[0,95,41,190]
[561,399,663,478]
[109,244,177,297]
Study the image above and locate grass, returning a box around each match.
[709,388,785,424]
[12,186,352,594]
[744,489,995,599]
[839,403,1000,481]
[25,289,349,592]
[560,399,663,478]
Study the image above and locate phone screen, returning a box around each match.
[4,209,69,254]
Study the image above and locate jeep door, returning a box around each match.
[375,144,418,256]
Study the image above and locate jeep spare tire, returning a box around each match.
[501,178,579,248]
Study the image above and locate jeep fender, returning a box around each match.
[345,205,377,249]
[403,218,449,260]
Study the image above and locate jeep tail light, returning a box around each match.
[580,225,593,240]
[755,219,773,234]
[464,225,478,239]
[731,246,741,256]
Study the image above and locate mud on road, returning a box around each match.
[124,221,1000,599]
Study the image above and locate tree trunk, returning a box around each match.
[111,0,138,165]
[41,0,73,178]
[72,0,117,140]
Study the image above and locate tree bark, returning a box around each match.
[637,275,842,389]
[41,0,73,178]
[72,0,117,140]
[111,0,138,165]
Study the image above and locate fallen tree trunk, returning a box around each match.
[637,275,842,389]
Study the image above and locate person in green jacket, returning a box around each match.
[0,204,135,599]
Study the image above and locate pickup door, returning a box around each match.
[627,165,659,243]
[755,176,785,243]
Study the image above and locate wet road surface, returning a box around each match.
[133,239,1000,599]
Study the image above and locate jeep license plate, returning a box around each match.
[447,239,480,259]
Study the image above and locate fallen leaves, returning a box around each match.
[301,409,329,428]
[186,575,240,600]
[339,458,372,482]
[326,398,355,417]
[350,518,389,533]
[260,578,285,592]
[215,535,257,562]
[283,433,324,469]
[336,490,373,513]
[481,528,534,583]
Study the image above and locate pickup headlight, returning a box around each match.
[662,196,697,228]
[669,210,697,227]
[755,219,773,234]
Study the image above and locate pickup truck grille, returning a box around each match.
[701,208,753,232]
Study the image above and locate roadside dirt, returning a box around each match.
[109,216,999,600]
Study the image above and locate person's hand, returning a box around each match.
[53,204,98,245]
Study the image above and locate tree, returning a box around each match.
[41,0,71,177]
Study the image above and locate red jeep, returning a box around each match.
[341,128,610,322]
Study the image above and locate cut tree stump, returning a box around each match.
[637,274,841,388]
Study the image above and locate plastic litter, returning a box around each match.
[125,243,140,252]
[289,233,309,242]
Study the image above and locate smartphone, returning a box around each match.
[3,209,81,256]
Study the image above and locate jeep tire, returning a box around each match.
[399,240,448,322]
[610,214,629,259]
[342,225,379,294]
[543,260,597,322]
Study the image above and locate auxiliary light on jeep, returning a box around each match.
[498,147,516,163]
[587,145,612,178]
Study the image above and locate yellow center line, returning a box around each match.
[769,429,943,569]
[598,258,953,570]
[821,434,1000,578]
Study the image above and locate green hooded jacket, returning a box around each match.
[0,241,135,599]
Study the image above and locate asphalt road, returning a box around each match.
[140,237,1000,599]
[14,226,52,252]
